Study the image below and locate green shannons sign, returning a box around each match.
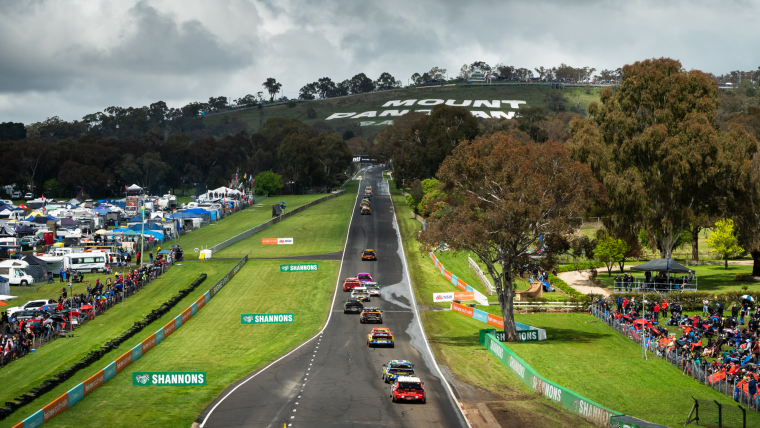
[494,330,539,342]
[280,264,318,272]
[132,372,206,386]
[241,313,294,324]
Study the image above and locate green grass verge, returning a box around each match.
[595,264,755,293]
[160,193,328,252]
[390,184,596,426]
[33,259,340,428]
[428,251,500,301]
[0,260,238,426]
[390,184,760,427]
[215,181,358,259]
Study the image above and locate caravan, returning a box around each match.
[0,260,35,286]
[64,252,108,273]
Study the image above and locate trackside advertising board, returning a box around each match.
[280,264,318,272]
[481,332,620,427]
[262,238,294,245]
[14,256,248,428]
[428,251,488,305]
[451,302,547,341]
[133,372,206,386]
[241,313,294,324]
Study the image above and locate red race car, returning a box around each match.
[343,277,361,291]
[390,376,426,403]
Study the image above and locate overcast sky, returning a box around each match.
[0,0,757,124]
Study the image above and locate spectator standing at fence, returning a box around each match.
[59,267,64,282]
[732,303,739,319]
[661,300,669,319]
[704,298,710,316]
[614,273,622,291]
[653,302,660,320]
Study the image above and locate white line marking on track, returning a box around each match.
[199,181,363,428]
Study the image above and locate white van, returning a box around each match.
[64,252,108,273]
[0,260,35,286]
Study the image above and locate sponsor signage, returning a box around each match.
[280,263,318,272]
[262,238,294,245]
[241,313,295,324]
[433,292,475,302]
[493,330,539,342]
[133,371,206,386]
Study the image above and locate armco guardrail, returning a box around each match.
[11,256,248,428]
[209,191,345,253]
[480,331,620,427]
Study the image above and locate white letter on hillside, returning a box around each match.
[376,120,394,126]
[470,111,491,119]
[474,100,500,108]
[326,113,356,120]
[379,110,409,117]
[445,100,472,107]
[353,111,377,118]
[502,100,527,109]
[382,100,417,107]
[415,109,432,115]
[490,111,515,119]
[359,121,376,126]
[417,99,444,106]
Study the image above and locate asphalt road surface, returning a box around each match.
[198,167,466,427]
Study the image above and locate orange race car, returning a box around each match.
[361,249,377,261]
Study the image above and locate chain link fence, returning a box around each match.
[590,306,760,426]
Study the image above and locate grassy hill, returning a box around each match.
[204,84,603,141]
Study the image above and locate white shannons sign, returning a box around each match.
[326,99,527,126]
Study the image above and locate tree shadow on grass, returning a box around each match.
[431,325,612,348]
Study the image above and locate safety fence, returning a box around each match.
[209,190,346,253]
[684,398,749,428]
[590,307,760,420]
[10,256,248,428]
[2,260,176,369]
[480,331,620,427]
[428,251,488,305]
[451,302,547,341]
[467,256,495,295]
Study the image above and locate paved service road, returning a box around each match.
[198,167,466,427]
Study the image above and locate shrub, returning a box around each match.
[306,106,317,118]
[287,100,297,108]
[555,261,607,273]
[735,272,751,280]
[547,274,582,298]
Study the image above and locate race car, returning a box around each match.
[382,360,415,383]
[367,327,394,347]
[358,272,373,283]
[344,297,364,314]
[390,376,426,403]
[361,249,377,261]
[364,282,380,296]
[361,207,371,215]
[360,199,370,208]
[360,307,383,323]
[343,277,362,291]
[351,288,371,302]
[365,186,372,194]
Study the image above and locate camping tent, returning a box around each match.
[21,255,47,283]
[630,258,691,274]
[0,221,16,237]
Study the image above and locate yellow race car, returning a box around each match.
[368,327,394,347]
[361,249,377,261]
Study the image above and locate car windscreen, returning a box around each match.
[358,274,371,280]
[391,364,412,370]
[372,332,391,338]
[397,382,422,390]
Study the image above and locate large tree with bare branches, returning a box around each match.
[419,134,601,341]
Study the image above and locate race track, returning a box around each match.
[198,167,466,427]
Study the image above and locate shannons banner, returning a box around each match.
[280,264,318,272]
[481,332,620,427]
[241,313,294,324]
[133,372,206,386]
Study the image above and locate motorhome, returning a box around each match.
[0,260,35,286]
[63,252,108,273]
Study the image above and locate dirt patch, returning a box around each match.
[487,400,594,428]
[418,304,448,312]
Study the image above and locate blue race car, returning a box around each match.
[382,359,415,383]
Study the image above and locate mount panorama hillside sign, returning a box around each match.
[325,99,527,126]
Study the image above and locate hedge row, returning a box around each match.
[555,261,607,273]
[0,274,208,421]
[547,274,583,298]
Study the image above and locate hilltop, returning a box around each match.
[203,84,604,141]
